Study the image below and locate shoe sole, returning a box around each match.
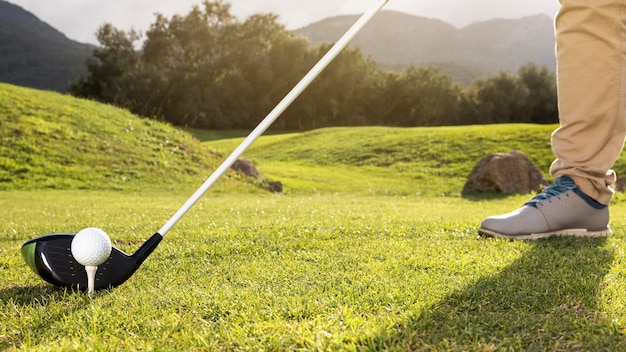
[478,227,612,241]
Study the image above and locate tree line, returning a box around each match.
[69,0,558,130]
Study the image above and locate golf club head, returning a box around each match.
[21,233,162,291]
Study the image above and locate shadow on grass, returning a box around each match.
[0,285,87,350]
[364,237,625,350]
[0,284,72,304]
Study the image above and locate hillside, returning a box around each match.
[295,11,555,83]
[0,83,254,192]
[0,0,93,92]
[201,125,552,196]
[202,125,626,197]
[5,81,626,198]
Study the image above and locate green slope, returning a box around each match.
[6,82,626,197]
[203,125,626,196]
[0,83,250,191]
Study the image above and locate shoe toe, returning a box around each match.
[480,206,548,237]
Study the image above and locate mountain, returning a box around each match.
[0,3,554,91]
[0,0,94,92]
[295,11,556,83]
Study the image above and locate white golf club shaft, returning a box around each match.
[158,0,390,236]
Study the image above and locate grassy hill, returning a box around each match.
[197,125,557,196]
[5,81,626,197]
[0,83,253,192]
[200,125,626,197]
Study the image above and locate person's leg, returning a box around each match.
[550,0,626,205]
[478,0,626,240]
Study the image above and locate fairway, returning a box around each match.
[3,83,626,350]
[2,190,626,350]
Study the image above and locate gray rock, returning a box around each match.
[463,151,548,194]
[230,158,283,193]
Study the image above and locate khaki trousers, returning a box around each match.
[550,0,626,204]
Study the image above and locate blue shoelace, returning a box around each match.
[524,175,606,209]
[524,176,577,207]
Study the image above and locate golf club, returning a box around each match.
[21,0,390,291]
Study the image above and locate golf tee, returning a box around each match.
[85,265,98,295]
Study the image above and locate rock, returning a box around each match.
[264,180,283,193]
[463,150,548,194]
[230,158,283,193]
[231,159,260,178]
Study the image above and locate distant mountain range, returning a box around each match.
[0,1,555,91]
[0,0,93,92]
[295,11,555,84]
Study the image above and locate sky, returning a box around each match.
[8,0,560,45]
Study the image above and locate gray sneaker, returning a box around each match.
[478,176,611,240]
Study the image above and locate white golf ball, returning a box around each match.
[71,228,112,266]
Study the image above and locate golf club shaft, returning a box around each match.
[158,0,390,236]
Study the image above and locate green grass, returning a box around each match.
[3,83,626,350]
[201,124,626,196]
[199,125,556,196]
[3,192,626,350]
[0,83,253,192]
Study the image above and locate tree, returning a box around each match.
[69,24,141,105]
[380,66,462,126]
[516,63,558,124]
[220,13,311,129]
[281,44,379,129]
[69,1,558,130]
[139,0,238,127]
[461,63,557,124]
[72,0,317,129]
[464,71,529,124]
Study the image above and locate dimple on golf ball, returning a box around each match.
[71,227,112,266]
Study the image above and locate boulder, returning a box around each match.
[264,179,284,193]
[463,151,548,194]
[231,159,260,178]
[230,158,283,193]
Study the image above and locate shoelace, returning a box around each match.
[525,176,576,207]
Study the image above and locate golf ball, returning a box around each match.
[71,227,112,266]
